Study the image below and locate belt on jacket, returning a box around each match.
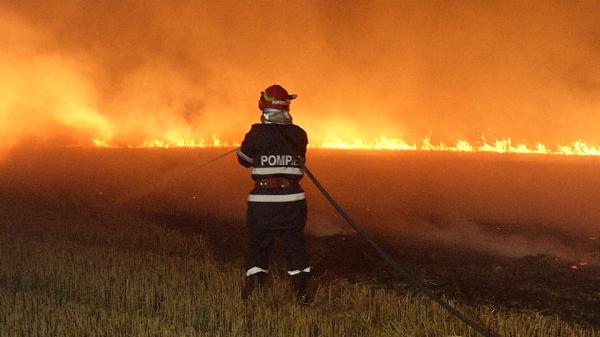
[255,177,300,189]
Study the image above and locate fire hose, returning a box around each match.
[306,164,494,336]
[111,148,238,208]
[126,143,494,337]
[272,129,495,337]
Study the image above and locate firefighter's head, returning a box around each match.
[258,84,297,112]
[258,84,297,124]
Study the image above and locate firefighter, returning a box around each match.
[237,84,311,303]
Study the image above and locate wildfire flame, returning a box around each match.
[3,3,600,158]
[91,136,239,149]
[90,134,600,156]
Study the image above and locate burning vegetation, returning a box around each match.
[1,1,600,155]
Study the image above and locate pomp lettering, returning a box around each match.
[260,154,297,166]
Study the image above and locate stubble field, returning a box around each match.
[0,147,599,336]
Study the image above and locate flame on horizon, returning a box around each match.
[88,134,600,156]
[2,2,600,157]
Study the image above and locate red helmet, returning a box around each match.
[258,84,297,111]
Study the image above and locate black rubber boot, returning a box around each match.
[241,273,266,300]
[291,273,311,305]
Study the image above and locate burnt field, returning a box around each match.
[1,147,600,327]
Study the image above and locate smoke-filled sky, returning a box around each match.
[1,1,600,148]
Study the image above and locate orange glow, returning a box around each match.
[2,3,600,157]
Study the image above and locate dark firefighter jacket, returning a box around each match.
[237,123,307,204]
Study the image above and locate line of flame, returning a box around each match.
[313,136,600,156]
[92,136,240,149]
[91,135,600,156]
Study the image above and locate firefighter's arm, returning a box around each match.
[237,127,256,168]
[298,127,308,165]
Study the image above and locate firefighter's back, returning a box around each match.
[238,84,311,304]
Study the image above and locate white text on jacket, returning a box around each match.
[260,155,298,166]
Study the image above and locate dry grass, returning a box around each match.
[0,211,597,337]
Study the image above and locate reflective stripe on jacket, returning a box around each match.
[237,123,307,202]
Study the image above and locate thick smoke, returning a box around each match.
[1,1,600,149]
[0,12,109,149]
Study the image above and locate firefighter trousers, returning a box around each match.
[245,199,309,275]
